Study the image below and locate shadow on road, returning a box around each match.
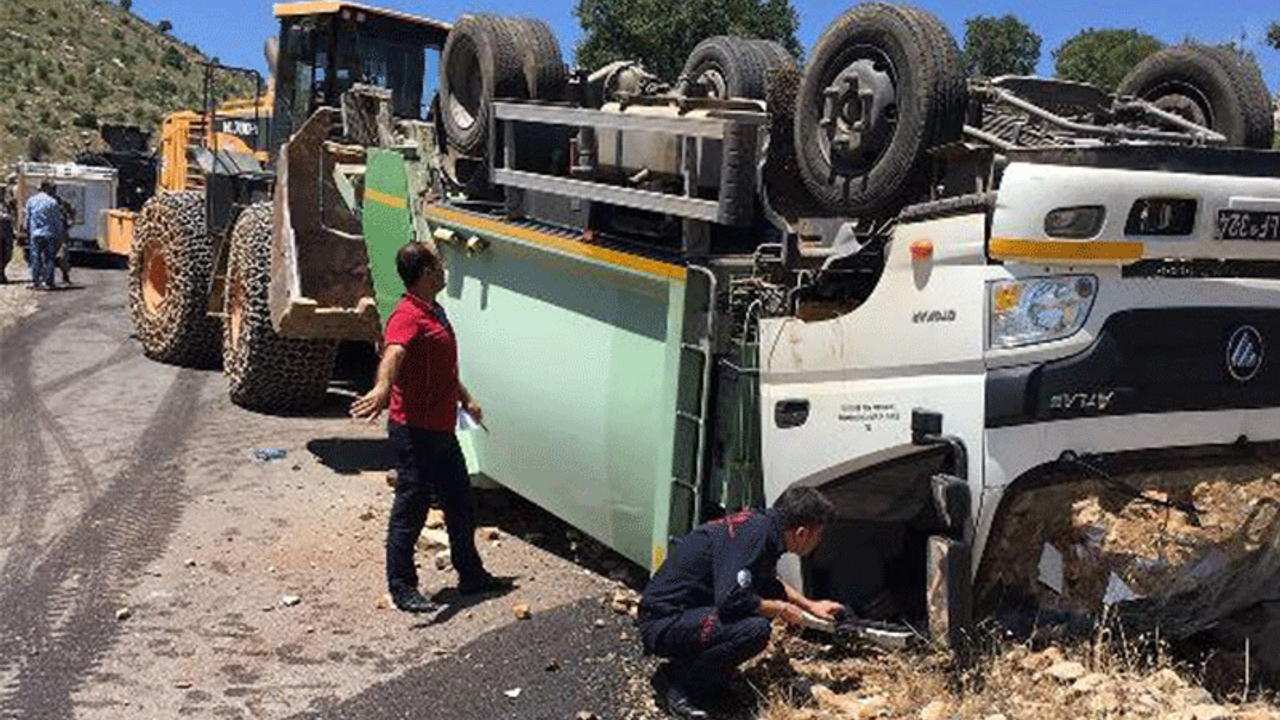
[306,437,395,474]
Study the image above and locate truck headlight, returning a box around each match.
[990,275,1097,348]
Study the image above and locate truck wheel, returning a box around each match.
[1117,44,1273,149]
[501,17,568,101]
[793,2,965,218]
[681,36,796,100]
[440,14,527,155]
[127,191,222,368]
[222,203,337,414]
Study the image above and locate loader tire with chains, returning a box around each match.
[223,203,337,413]
[127,191,222,368]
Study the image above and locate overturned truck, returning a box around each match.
[127,0,1280,668]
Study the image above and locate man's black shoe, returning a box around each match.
[457,573,515,596]
[661,681,710,720]
[391,589,442,615]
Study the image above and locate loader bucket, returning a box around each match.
[269,107,382,341]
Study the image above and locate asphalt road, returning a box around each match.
[0,267,664,720]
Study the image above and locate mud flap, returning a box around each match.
[927,535,973,648]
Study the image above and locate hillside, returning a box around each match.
[0,0,256,171]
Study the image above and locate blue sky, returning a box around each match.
[137,0,1280,91]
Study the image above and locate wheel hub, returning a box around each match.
[142,243,168,315]
[821,58,897,178]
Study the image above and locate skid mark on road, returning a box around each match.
[0,273,211,718]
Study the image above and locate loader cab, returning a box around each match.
[269,1,450,153]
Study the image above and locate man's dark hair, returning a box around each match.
[773,486,835,529]
[395,242,439,288]
[39,180,56,194]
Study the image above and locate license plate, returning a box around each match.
[1217,209,1280,241]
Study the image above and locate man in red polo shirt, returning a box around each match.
[351,242,510,614]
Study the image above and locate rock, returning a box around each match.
[174,680,192,689]
[811,686,888,718]
[184,558,196,567]
[1018,647,1062,672]
[919,699,952,720]
[358,510,375,522]
[503,687,521,698]
[376,593,392,610]
[983,715,1008,720]
[609,587,640,615]
[426,508,444,529]
[1044,661,1087,683]
[481,526,500,541]
[1149,668,1187,693]
[1070,672,1110,694]
[115,607,131,621]
[385,470,398,488]
[281,595,301,607]
[594,619,606,628]
[421,530,451,550]
[1173,688,1213,706]
[1186,705,1230,720]
[576,713,598,720]
[1089,690,1121,714]
[434,551,451,570]
[545,658,559,671]
[513,603,531,620]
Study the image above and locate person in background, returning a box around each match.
[350,242,513,615]
[53,191,75,286]
[24,181,64,291]
[638,486,845,719]
[0,190,14,284]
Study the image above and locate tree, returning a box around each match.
[157,19,172,33]
[962,14,1041,78]
[1267,22,1280,49]
[120,0,132,11]
[573,0,801,82]
[1052,28,1163,92]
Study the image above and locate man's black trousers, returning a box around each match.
[639,608,771,690]
[386,422,486,595]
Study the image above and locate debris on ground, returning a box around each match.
[252,447,288,461]
[513,602,531,620]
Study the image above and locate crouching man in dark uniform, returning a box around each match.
[638,486,844,719]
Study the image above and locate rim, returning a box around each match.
[446,35,483,131]
[817,44,899,177]
[695,66,729,99]
[142,242,168,315]
[1146,81,1214,130]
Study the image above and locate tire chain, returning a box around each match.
[223,203,337,413]
[126,192,223,368]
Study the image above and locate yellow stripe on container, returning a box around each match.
[425,205,687,281]
[366,188,408,210]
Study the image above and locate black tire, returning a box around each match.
[439,14,527,155]
[127,191,222,368]
[1117,44,1273,149]
[682,36,775,99]
[500,17,568,101]
[223,203,337,414]
[793,2,965,218]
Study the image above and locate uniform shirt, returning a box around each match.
[384,292,459,431]
[640,508,787,623]
[25,192,64,239]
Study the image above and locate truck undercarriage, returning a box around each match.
[124,0,1280,675]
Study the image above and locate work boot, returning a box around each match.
[652,667,710,720]
[457,573,515,596]
[391,588,442,615]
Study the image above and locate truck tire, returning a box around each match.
[223,203,337,414]
[127,191,222,368]
[501,17,567,101]
[793,2,965,218]
[440,14,528,155]
[1117,44,1273,149]
[682,36,794,100]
